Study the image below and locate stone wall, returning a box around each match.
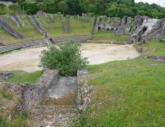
[0,68,92,127]
[29,15,47,35]
[127,16,159,44]
[115,16,165,44]
[0,35,92,54]
[0,17,24,39]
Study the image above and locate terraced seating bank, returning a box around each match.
[0,13,165,48]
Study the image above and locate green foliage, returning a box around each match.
[42,0,57,13]
[0,112,27,127]
[57,1,68,14]
[1,0,165,18]
[0,117,11,127]
[40,41,87,76]
[66,0,83,15]
[11,112,27,127]
[21,2,39,14]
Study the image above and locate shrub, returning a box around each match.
[40,41,87,76]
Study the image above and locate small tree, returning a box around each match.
[40,41,87,76]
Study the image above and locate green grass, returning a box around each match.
[74,41,165,127]
[10,112,27,127]
[93,31,129,41]
[0,116,11,127]
[4,71,43,83]
[0,28,16,45]
[38,15,92,37]
[38,15,64,36]
[0,112,27,127]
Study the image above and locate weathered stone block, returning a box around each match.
[23,70,59,113]
[0,72,14,80]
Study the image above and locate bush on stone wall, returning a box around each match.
[40,41,87,76]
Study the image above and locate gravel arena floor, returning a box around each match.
[0,43,140,72]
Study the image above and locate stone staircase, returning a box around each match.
[0,69,89,127]
[23,70,78,127]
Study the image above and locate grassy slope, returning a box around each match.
[38,16,92,37]
[93,31,129,41]
[0,28,16,44]
[1,16,43,45]
[75,41,165,127]
[141,40,165,56]
[0,15,93,45]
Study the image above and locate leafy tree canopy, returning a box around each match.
[2,0,165,18]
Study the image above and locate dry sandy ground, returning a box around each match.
[0,43,139,72]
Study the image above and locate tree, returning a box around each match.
[57,1,68,14]
[66,0,83,15]
[23,2,39,14]
[42,0,57,13]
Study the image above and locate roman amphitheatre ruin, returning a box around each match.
[0,8,165,127]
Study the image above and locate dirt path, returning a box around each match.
[80,43,139,64]
[0,43,139,72]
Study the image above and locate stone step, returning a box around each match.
[23,70,59,113]
[44,77,77,105]
[31,105,76,127]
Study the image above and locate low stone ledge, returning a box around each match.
[0,35,92,54]
[0,42,4,46]
[146,56,165,62]
[0,72,14,80]
[23,70,59,113]
[77,69,92,115]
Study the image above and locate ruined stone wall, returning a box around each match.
[0,17,24,39]
[126,16,164,44]
[113,16,165,44]
[29,15,47,35]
